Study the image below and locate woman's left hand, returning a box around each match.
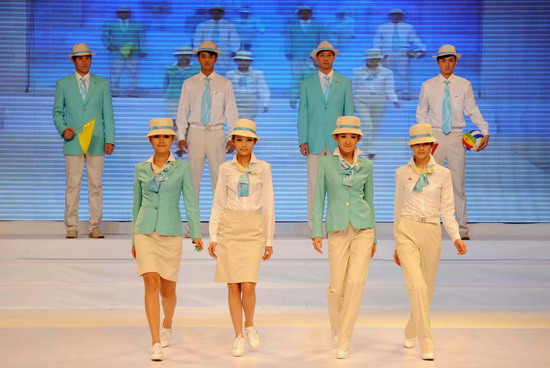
[454,239,467,255]
[371,243,377,258]
[263,246,273,261]
[193,238,204,252]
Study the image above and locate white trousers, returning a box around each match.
[354,95,386,149]
[327,224,375,350]
[432,131,468,233]
[65,153,104,233]
[110,55,138,93]
[394,217,441,353]
[306,147,328,227]
[383,50,410,98]
[187,128,226,198]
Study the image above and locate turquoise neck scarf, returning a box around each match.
[147,162,172,192]
[236,161,256,196]
[412,164,434,191]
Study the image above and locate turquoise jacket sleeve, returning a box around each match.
[102,80,115,145]
[181,162,201,239]
[297,79,308,145]
[132,164,143,246]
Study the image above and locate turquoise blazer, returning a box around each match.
[132,160,201,242]
[297,72,354,154]
[102,21,147,56]
[312,155,377,242]
[52,73,115,155]
[284,20,326,58]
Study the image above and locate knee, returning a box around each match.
[228,283,241,297]
[241,283,256,297]
[160,286,176,300]
[143,273,161,293]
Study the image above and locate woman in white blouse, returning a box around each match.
[393,123,467,361]
[208,118,275,357]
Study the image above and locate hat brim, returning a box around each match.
[233,56,253,61]
[432,53,462,59]
[146,129,177,138]
[174,51,194,56]
[229,130,260,141]
[194,48,222,55]
[68,52,96,58]
[407,136,437,146]
[311,49,339,59]
[332,128,363,136]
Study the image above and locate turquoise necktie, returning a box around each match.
[200,77,211,125]
[80,77,87,100]
[442,80,452,134]
[391,25,400,50]
[323,75,331,100]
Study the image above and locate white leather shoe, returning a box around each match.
[422,352,435,361]
[404,338,415,348]
[245,326,260,349]
[160,327,172,348]
[336,348,348,359]
[232,334,245,357]
[151,343,163,361]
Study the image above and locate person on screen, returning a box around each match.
[373,8,426,100]
[289,56,318,109]
[311,116,376,360]
[131,118,203,362]
[163,46,200,121]
[353,48,400,159]
[235,6,265,51]
[393,123,467,361]
[193,6,240,74]
[225,50,270,120]
[52,43,115,239]
[175,41,238,207]
[298,41,354,228]
[208,118,275,357]
[416,45,490,240]
[285,6,326,100]
[328,10,356,49]
[102,6,147,97]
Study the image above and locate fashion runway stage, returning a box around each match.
[0,222,548,367]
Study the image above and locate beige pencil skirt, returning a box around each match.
[215,209,265,283]
[135,231,183,282]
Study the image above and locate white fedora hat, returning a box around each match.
[296,5,312,13]
[193,40,222,55]
[174,46,194,56]
[364,48,383,60]
[407,123,437,146]
[233,50,254,61]
[229,119,261,141]
[432,44,462,59]
[389,7,404,14]
[310,41,339,59]
[146,118,177,138]
[332,116,363,136]
[67,43,96,58]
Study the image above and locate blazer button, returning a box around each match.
[345,202,350,206]
[154,206,158,210]
[324,107,327,110]
[83,108,87,112]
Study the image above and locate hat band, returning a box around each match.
[410,133,433,139]
[437,51,456,56]
[199,47,217,51]
[336,124,361,129]
[151,126,175,131]
[72,50,92,55]
[233,127,257,134]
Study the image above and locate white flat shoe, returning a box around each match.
[245,326,260,349]
[336,348,348,359]
[151,343,163,361]
[404,337,415,348]
[422,352,435,361]
[160,327,172,348]
[232,334,245,357]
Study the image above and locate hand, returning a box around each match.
[454,239,467,255]
[193,238,203,252]
[312,237,323,254]
[263,246,273,261]
[371,243,377,258]
[208,242,217,258]
[289,100,297,109]
[393,101,401,108]
[475,135,490,151]
[262,107,269,113]
[300,143,309,156]
[104,143,115,155]
[62,128,75,140]
[226,140,235,153]
[131,246,136,259]
[178,140,187,154]
[393,250,401,266]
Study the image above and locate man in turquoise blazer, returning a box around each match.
[298,41,354,227]
[52,43,115,239]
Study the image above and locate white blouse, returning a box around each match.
[394,155,460,242]
[209,153,275,246]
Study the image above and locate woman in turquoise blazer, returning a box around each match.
[311,116,377,360]
[131,118,203,362]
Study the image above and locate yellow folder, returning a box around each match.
[78,119,95,153]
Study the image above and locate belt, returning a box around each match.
[401,215,440,224]
[432,127,463,133]
[189,123,224,131]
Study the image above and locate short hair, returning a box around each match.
[197,51,218,58]
[436,54,457,62]
[72,55,92,61]
[316,50,335,57]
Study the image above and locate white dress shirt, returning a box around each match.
[175,71,239,141]
[319,69,334,95]
[209,153,275,246]
[352,66,398,102]
[75,72,90,93]
[416,74,490,135]
[147,153,176,174]
[225,68,270,108]
[394,155,460,242]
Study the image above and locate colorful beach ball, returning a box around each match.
[462,130,484,151]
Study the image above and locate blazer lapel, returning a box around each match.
[84,75,97,106]
[312,75,326,104]
[327,73,341,104]
[69,76,85,107]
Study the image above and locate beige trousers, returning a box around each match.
[306,147,329,227]
[327,224,374,350]
[394,217,442,353]
[187,128,227,198]
[64,153,104,233]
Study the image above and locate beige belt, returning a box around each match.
[401,215,440,224]
[432,127,463,133]
[189,122,224,131]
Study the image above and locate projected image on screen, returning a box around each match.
[0,0,549,223]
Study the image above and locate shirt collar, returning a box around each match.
[333,147,362,165]
[200,71,217,80]
[75,72,90,82]
[147,152,176,165]
[407,154,436,169]
[319,69,334,80]
[230,152,258,167]
[437,73,455,83]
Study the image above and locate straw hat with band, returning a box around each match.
[310,41,339,59]
[332,116,363,136]
[67,43,96,58]
[146,118,177,138]
[407,123,437,146]
[193,41,222,56]
[432,44,462,59]
[229,119,261,141]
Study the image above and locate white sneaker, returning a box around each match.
[151,343,163,361]
[336,348,348,359]
[160,327,172,348]
[422,352,435,361]
[245,326,260,349]
[232,334,245,357]
[404,337,415,348]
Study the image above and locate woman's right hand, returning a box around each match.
[131,246,136,259]
[393,250,401,266]
[312,237,323,254]
[208,242,217,259]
